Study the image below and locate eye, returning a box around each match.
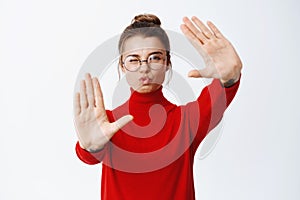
[129,59,139,63]
[126,56,139,63]
[148,54,163,62]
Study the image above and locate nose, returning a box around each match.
[139,59,150,73]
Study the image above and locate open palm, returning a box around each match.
[74,73,133,152]
[180,16,242,83]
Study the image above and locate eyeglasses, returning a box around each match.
[122,53,166,72]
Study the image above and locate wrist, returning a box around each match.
[79,141,105,153]
[86,146,105,153]
[220,73,240,88]
[220,78,236,88]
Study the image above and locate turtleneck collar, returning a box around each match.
[110,86,176,127]
[126,86,175,126]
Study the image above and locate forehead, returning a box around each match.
[122,36,166,56]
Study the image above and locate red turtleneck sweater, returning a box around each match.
[76,78,240,200]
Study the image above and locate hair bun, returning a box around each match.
[132,14,161,26]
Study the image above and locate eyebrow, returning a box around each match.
[126,51,164,58]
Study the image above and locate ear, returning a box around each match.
[166,62,171,71]
[166,65,170,71]
[119,62,126,73]
[165,55,171,71]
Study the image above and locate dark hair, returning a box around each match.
[118,14,171,66]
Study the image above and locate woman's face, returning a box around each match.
[120,36,169,93]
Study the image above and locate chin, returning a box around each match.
[136,84,160,93]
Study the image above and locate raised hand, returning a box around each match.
[74,73,133,152]
[180,16,242,84]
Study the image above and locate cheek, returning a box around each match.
[152,70,166,84]
[125,72,139,86]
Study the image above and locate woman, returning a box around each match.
[74,14,242,200]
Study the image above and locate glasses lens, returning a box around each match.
[148,54,165,70]
[124,56,140,71]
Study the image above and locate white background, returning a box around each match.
[1,0,299,199]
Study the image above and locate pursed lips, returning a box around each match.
[139,76,152,84]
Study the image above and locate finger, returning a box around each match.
[180,24,204,49]
[182,17,207,44]
[188,68,212,78]
[191,16,214,39]
[80,80,88,109]
[93,77,105,112]
[207,21,224,39]
[85,73,95,108]
[112,115,134,133]
[74,92,81,115]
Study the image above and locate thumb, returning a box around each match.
[112,115,134,132]
[188,69,202,78]
[188,68,211,78]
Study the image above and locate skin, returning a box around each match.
[74,16,242,151]
[181,16,242,83]
[120,36,169,94]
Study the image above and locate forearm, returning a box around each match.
[187,75,240,150]
[204,76,241,130]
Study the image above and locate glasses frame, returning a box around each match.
[121,53,167,72]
